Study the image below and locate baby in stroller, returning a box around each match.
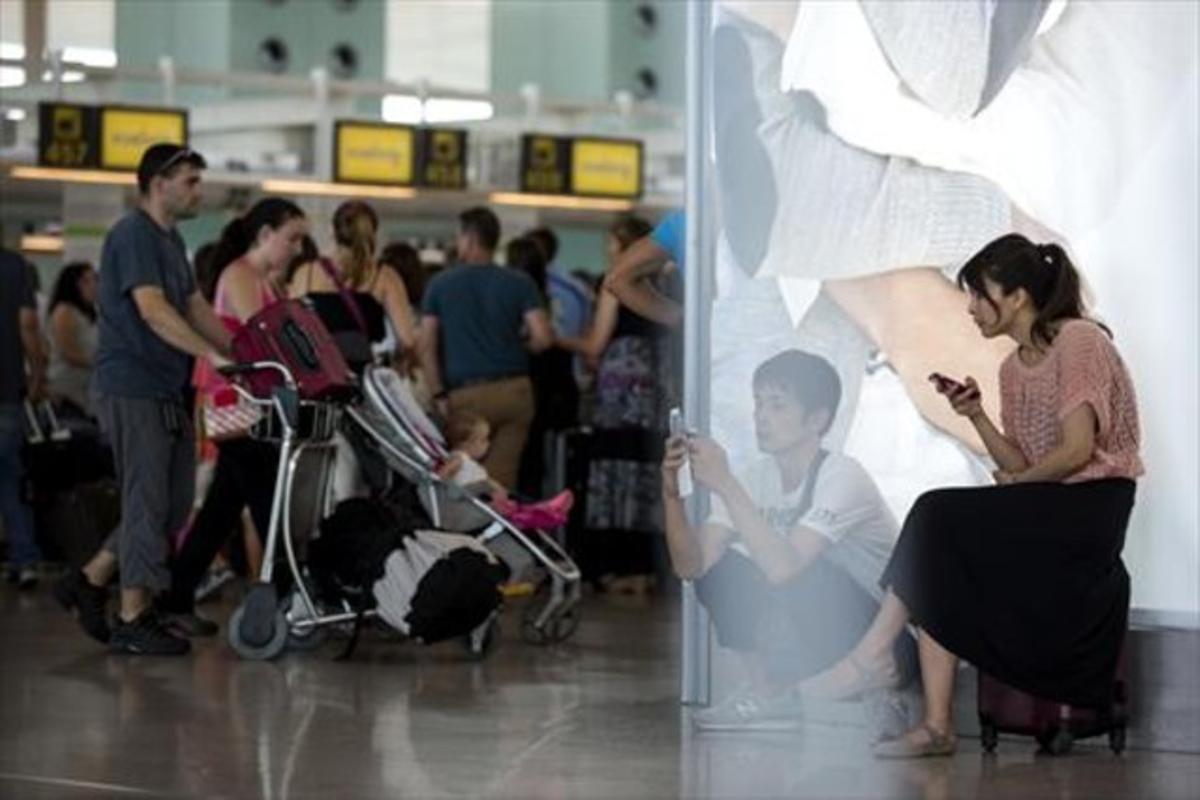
[438,410,574,531]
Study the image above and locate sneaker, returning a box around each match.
[160,609,219,638]
[12,566,38,591]
[110,610,191,656]
[692,684,806,731]
[53,570,112,643]
[863,688,916,744]
[193,566,236,604]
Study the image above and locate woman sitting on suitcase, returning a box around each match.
[798,233,1143,758]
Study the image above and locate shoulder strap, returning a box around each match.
[798,449,830,518]
[318,257,369,336]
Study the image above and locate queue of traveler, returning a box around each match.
[1,142,684,654]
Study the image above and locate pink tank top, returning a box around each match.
[999,319,1143,483]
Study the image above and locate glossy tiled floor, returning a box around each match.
[1,582,1197,799]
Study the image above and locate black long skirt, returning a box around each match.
[880,478,1136,708]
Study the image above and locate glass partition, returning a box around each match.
[681,0,1200,731]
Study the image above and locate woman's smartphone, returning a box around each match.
[928,372,980,399]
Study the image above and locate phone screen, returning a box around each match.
[669,407,684,437]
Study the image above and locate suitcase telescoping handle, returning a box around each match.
[23,399,72,444]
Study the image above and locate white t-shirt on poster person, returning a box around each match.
[708,451,899,601]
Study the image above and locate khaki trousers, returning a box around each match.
[448,376,534,491]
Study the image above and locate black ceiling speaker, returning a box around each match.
[635,3,657,35]
[257,38,290,74]
[634,68,658,100]
[330,44,359,79]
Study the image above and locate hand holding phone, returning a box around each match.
[929,372,980,399]
[930,372,983,418]
[668,408,694,498]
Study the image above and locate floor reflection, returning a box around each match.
[1,586,1197,799]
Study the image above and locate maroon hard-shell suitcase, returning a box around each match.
[977,640,1129,755]
[232,300,356,401]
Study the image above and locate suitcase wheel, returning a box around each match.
[979,717,999,753]
[1108,724,1126,755]
[1037,727,1074,756]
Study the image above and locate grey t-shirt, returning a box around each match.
[94,210,197,399]
[422,264,543,389]
[0,248,36,404]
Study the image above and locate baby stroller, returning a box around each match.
[343,366,583,646]
[220,301,505,660]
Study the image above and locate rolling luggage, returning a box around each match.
[22,400,117,567]
[231,299,356,401]
[977,639,1130,755]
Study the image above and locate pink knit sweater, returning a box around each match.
[999,319,1143,483]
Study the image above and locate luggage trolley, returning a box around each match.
[218,360,346,660]
[219,361,500,660]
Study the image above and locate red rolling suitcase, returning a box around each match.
[977,639,1130,755]
[232,299,356,401]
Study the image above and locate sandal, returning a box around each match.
[872,723,958,759]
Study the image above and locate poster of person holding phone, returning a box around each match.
[662,350,916,731]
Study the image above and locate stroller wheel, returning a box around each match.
[520,581,581,645]
[229,584,289,660]
[463,617,500,661]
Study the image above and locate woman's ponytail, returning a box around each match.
[1030,242,1086,346]
[333,200,379,287]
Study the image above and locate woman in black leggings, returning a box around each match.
[161,198,309,630]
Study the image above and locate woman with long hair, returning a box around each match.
[800,233,1143,758]
[560,215,677,594]
[159,197,308,632]
[289,200,417,372]
[46,262,99,416]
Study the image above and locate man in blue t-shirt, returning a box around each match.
[419,207,555,490]
[54,144,233,657]
[605,209,685,327]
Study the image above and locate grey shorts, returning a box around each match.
[95,392,195,592]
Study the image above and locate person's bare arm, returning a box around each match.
[558,290,619,360]
[19,307,47,399]
[825,268,1011,453]
[48,306,91,368]
[377,268,418,351]
[710,465,829,585]
[662,435,733,579]
[603,237,681,327]
[523,308,555,354]
[132,287,228,366]
[186,291,233,354]
[1008,405,1097,484]
[418,315,444,397]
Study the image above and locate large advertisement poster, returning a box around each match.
[702,0,1198,649]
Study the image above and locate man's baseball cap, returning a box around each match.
[136,143,207,192]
